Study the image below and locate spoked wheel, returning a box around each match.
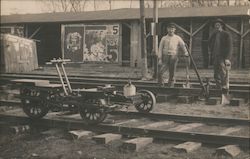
[135,90,156,113]
[20,88,49,119]
[79,99,107,125]
[79,107,107,125]
[21,99,49,119]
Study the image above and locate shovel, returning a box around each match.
[183,57,191,88]
[185,44,209,98]
[221,61,231,105]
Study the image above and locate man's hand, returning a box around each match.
[225,59,231,70]
[158,59,162,65]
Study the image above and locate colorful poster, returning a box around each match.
[63,25,84,62]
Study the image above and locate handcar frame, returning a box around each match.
[12,59,156,125]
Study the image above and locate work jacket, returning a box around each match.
[208,30,233,60]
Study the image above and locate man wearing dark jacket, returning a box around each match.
[208,19,232,95]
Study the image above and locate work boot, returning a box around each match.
[168,81,174,88]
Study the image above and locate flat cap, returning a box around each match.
[167,22,176,28]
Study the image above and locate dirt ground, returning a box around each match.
[0,100,249,159]
[154,101,250,119]
[124,99,250,119]
[0,128,249,159]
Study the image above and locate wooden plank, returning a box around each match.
[69,130,93,139]
[138,121,174,129]
[113,119,139,126]
[173,142,202,153]
[219,127,242,135]
[92,133,122,144]
[215,145,241,158]
[168,123,203,132]
[122,137,153,151]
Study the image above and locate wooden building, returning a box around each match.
[1,6,249,71]
[0,34,38,73]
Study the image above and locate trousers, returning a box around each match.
[213,59,229,91]
[158,54,178,85]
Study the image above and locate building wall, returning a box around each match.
[157,17,250,69]
[243,18,250,68]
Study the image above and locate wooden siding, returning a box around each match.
[0,34,38,73]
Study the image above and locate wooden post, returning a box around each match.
[189,20,193,55]
[140,0,148,78]
[188,20,193,70]
[25,24,28,38]
[239,18,244,68]
[153,0,158,79]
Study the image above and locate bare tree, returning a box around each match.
[41,0,250,12]
[108,0,112,10]
[41,0,89,12]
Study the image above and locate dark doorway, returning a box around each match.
[122,24,131,66]
[27,23,61,65]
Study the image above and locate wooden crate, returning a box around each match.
[0,34,38,73]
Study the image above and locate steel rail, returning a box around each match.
[0,114,249,147]
[0,100,249,126]
[1,77,249,98]
[1,73,250,87]
[110,111,250,126]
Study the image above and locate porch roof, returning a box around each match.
[1,6,249,24]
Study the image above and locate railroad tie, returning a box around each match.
[206,97,220,105]
[219,126,242,136]
[214,145,241,158]
[68,130,93,139]
[168,123,204,132]
[112,119,139,126]
[172,142,202,153]
[138,121,174,129]
[41,128,62,136]
[59,113,81,120]
[122,137,153,151]
[229,98,245,106]
[92,133,122,144]
[213,127,243,157]
[156,94,176,103]
[177,96,195,104]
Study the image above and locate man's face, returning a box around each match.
[167,27,176,35]
[214,22,223,31]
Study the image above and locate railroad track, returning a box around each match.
[0,108,249,148]
[1,73,250,99]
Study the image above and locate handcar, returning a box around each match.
[12,59,156,125]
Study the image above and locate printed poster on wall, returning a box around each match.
[63,25,84,62]
[84,24,119,62]
[62,24,120,63]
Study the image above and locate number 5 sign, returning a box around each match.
[107,25,119,35]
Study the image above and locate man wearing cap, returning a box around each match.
[158,22,189,87]
[208,18,232,97]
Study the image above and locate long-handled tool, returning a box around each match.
[185,44,209,98]
[183,55,191,88]
[221,61,231,105]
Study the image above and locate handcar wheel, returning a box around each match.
[21,99,49,119]
[79,106,107,125]
[135,90,156,113]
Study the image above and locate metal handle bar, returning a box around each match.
[50,58,71,63]
[185,44,209,98]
